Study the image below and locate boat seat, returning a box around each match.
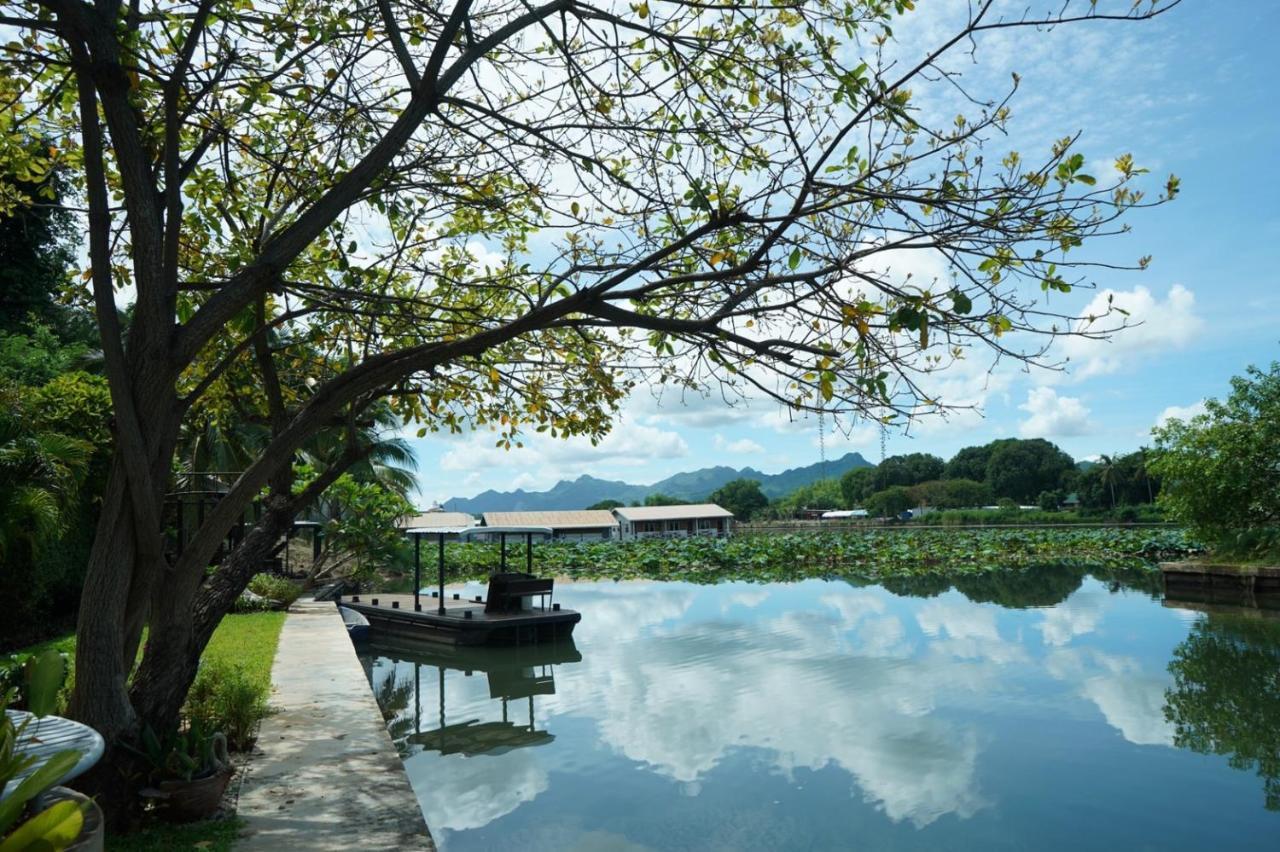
[485,572,554,613]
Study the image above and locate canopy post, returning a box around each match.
[413,533,421,612]
[437,533,446,614]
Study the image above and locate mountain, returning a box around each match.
[442,452,872,513]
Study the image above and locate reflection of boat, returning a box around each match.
[365,637,581,759]
[340,605,370,641]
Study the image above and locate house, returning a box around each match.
[612,504,734,540]
[481,510,619,541]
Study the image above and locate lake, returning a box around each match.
[357,566,1280,851]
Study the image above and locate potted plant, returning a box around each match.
[0,650,103,852]
[129,722,232,823]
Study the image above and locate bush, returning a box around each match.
[247,574,301,607]
[185,662,271,752]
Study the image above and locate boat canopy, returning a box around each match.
[460,525,554,539]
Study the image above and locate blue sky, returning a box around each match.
[406,1,1280,505]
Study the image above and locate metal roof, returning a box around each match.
[399,511,477,529]
[613,503,734,521]
[482,511,619,530]
[460,525,554,538]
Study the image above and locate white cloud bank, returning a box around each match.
[1061,284,1203,380]
[1018,387,1093,438]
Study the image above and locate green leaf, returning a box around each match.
[0,799,86,852]
[951,291,973,315]
[0,750,81,836]
[25,649,65,717]
[788,248,801,270]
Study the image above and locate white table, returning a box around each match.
[2,709,105,799]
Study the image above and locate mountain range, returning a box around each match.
[441,452,872,513]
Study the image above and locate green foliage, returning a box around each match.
[126,722,228,784]
[872,453,944,491]
[185,663,271,752]
[910,478,993,510]
[706,478,768,522]
[840,466,877,507]
[1077,450,1160,510]
[985,439,1076,504]
[1165,613,1280,810]
[0,650,88,846]
[1038,490,1062,512]
[0,321,90,387]
[246,574,301,608]
[640,493,687,507]
[585,499,624,511]
[772,477,845,515]
[302,469,415,582]
[865,486,915,518]
[103,817,243,852]
[1150,362,1280,554]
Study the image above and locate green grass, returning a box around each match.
[104,816,243,851]
[201,611,286,691]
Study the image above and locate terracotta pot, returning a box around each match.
[154,768,234,823]
[34,787,105,852]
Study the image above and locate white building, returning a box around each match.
[612,504,734,540]
[482,510,619,541]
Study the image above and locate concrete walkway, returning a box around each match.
[238,601,434,850]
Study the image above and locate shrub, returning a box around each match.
[247,574,301,607]
[185,662,271,752]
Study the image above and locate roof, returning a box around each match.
[482,510,619,530]
[613,503,734,521]
[399,511,477,529]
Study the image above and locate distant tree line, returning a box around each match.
[583,437,1166,523]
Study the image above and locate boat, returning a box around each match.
[339,605,370,641]
[338,525,581,646]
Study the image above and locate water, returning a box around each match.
[357,566,1280,851]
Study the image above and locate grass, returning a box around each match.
[104,817,243,851]
[200,611,287,691]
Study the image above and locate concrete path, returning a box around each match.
[238,601,434,850]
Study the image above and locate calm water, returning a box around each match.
[357,566,1280,851]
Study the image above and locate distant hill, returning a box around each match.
[442,451,872,513]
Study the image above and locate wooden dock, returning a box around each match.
[339,593,580,646]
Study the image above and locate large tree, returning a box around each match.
[0,0,1180,813]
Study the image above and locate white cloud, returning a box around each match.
[713,434,765,455]
[1060,285,1203,380]
[1154,399,1207,430]
[1018,387,1093,438]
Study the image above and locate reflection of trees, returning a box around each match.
[1165,614,1280,810]
[866,563,1163,608]
[952,564,1087,608]
[372,666,418,754]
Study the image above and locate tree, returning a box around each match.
[642,493,687,507]
[1,0,1180,813]
[303,469,415,583]
[872,453,945,491]
[944,444,993,482]
[840,466,877,507]
[911,478,992,510]
[586,499,624,511]
[865,486,915,519]
[775,477,845,515]
[1037,489,1062,512]
[707,478,768,522]
[986,439,1076,503]
[1150,362,1280,550]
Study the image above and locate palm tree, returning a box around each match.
[1097,454,1119,510]
[0,389,92,562]
[299,402,418,498]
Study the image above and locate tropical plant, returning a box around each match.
[184,663,271,752]
[0,651,89,852]
[125,722,229,785]
[303,470,415,582]
[246,574,301,608]
[0,387,92,564]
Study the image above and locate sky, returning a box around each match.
[405,0,1280,505]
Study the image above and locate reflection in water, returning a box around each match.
[361,570,1280,851]
[1165,609,1280,810]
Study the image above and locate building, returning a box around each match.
[481,510,619,541]
[612,504,734,540]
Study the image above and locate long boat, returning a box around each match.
[339,525,581,646]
